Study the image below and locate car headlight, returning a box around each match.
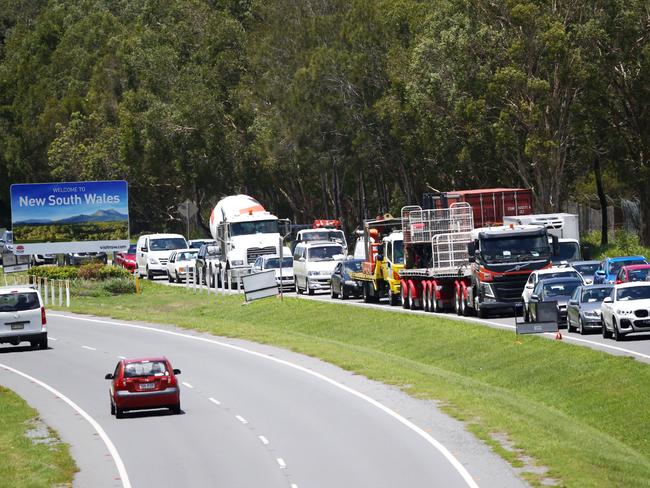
[308,271,320,276]
[148,257,158,264]
[583,310,600,318]
[231,260,244,266]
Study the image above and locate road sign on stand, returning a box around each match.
[178,200,198,239]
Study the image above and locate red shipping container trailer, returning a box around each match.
[423,188,533,228]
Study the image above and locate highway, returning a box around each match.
[0,312,527,488]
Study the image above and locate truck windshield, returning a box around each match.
[553,242,580,262]
[308,246,344,261]
[393,240,404,264]
[231,220,278,236]
[300,230,346,245]
[481,235,549,262]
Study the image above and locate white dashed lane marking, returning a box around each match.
[259,435,269,445]
[81,345,96,351]
[235,415,248,425]
[208,397,221,405]
[182,382,194,389]
[277,458,287,469]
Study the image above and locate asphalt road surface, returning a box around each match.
[0,312,528,488]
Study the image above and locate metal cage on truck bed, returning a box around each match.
[402,203,474,245]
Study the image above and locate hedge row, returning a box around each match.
[29,263,131,281]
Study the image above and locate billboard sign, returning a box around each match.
[10,181,129,254]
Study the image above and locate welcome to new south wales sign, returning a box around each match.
[10,181,130,254]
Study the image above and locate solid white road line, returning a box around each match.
[0,362,131,488]
[277,458,287,469]
[235,415,248,424]
[208,397,221,405]
[52,313,480,488]
[259,435,269,445]
[81,345,96,351]
[182,382,194,389]
[291,484,298,488]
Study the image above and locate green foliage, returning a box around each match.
[29,265,78,280]
[0,0,648,242]
[76,262,103,280]
[99,264,131,280]
[101,277,136,295]
[13,221,128,243]
[582,231,650,260]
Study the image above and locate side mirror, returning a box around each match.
[530,294,539,301]
[299,257,305,262]
[569,299,577,305]
[173,369,181,375]
[140,247,147,252]
[596,270,605,276]
[603,297,612,304]
[526,284,534,289]
[551,235,559,255]
[376,254,384,262]
[104,373,113,380]
[467,241,476,256]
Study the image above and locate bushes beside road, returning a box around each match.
[26,264,135,296]
[583,230,650,260]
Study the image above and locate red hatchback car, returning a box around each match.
[615,264,650,284]
[113,244,137,272]
[105,357,181,418]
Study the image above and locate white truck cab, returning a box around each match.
[136,233,188,279]
[293,241,346,295]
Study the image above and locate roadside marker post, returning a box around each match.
[185,268,189,291]
[65,280,70,307]
[51,280,55,304]
[58,281,62,306]
[44,279,49,305]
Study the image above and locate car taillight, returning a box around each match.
[41,307,46,327]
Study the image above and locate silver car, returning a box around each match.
[566,285,613,334]
[0,286,48,349]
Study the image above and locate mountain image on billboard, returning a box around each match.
[11,181,129,244]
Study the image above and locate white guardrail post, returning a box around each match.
[38,277,42,297]
[44,278,49,306]
[192,266,197,294]
[50,279,55,304]
[185,268,189,290]
[65,280,70,307]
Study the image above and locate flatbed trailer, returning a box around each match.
[398,202,553,317]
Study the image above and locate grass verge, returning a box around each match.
[58,281,650,487]
[0,386,77,487]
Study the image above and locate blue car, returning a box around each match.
[593,256,648,284]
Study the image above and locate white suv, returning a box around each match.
[136,234,188,280]
[0,286,47,349]
[293,241,345,295]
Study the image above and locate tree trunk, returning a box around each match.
[593,155,608,245]
[640,185,650,247]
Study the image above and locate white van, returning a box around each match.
[293,241,345,295]
[136,234,188,279]
[0,286,47,349]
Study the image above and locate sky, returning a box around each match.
[10,180,129,223]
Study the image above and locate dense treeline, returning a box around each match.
[0,0,648,242]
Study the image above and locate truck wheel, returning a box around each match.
[388,289,399,307]
[461,294,471,316]
[401,285,410,309]
[454,291,461,315]
[475,296,487,318]
[430,286,438,313]
[422,285,430,312]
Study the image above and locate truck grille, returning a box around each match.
[247,247,276,264]
[493,274,529,302]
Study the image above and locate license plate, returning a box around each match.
[8,323,26,330]
[139,383,155,390]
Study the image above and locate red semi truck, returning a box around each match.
[398,199,554,318]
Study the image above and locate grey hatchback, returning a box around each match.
[566,285,613,334]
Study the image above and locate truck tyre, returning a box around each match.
[430,286,438,313]
[388,289,400,307]
[454,290,461,315]
[401,284,410,309]
[422,284,430,312]
[331,286,338,299]
[475,296,487,318]
[461,294,471,316]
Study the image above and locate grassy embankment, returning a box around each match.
[55,280,649,487]
[0,386,76,487]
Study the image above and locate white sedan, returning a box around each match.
[166,249,198,283]
[601,282,650,341]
